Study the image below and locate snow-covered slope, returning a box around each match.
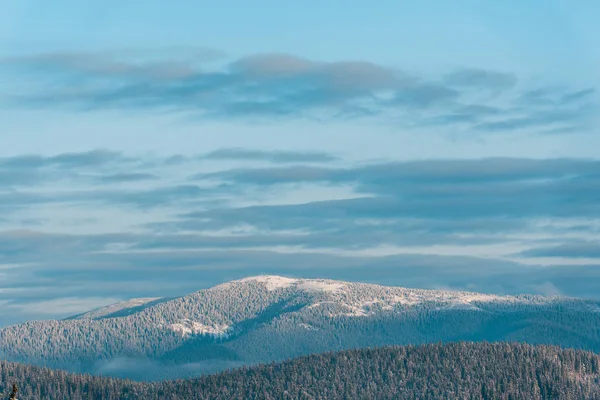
[1,275,599,380]
[228,275,558,316]
[69,275,576,324]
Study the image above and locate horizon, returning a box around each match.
[2,0,600,327]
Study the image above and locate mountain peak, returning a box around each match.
[236,274,298,283]
[232,275,346,292]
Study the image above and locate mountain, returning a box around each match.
[1,276,600,380]
[2,343,600,399]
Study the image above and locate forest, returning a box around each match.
[1,342,599,399]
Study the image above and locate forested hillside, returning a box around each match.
[2,276,600,380]
[1,343,599,399]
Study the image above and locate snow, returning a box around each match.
[228,275,566,319]
[169,319,231,338]
[301,288,527,317]
[236,276,346,293]
[589,304,600,313]
[237,275,299,291]
[460,294,503,302]
[299,323,319,331]
[342,306,368,317]
[298,280,346,293]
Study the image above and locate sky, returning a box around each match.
[1,0,600,326]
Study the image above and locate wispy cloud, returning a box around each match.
[442,68,517,91]
[1,51,596,134]
[520,241,600,258]
[4,296,123,317]
[0,149,125,170]
[95,172,159,184]
[201,148,338,163]
[0,149,130,189]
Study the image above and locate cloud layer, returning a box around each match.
[1,51,596,134]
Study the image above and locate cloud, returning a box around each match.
[5,296,123,316]
[526,281,563,297]
[1,50,595,134]
[49,149,126,167]
[93,356,246,381]
[474,107,596,132]
[192,165,336,184]
[520,241,600,258]
[443,68,517,91]
[201,148,338,163]
[0,148,338,190]
[95,172,159,183]
[2,153,600,219]
[190,159,600,223]
[0,150,141,193]
[0,149,126,171]
[95,184,230,208]
[197,158,600,185]
[1,47,224,80]
[180,157,600,254]
[0,169,45,187]
[561,88,596,104]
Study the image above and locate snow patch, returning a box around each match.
[236,276,346,293]
[342,306,368,317]
[226,275,567,317]
[588,304,600,313]
[169,319,231,338]
[299,323,319,331]
[237,275,299,291]
[307,301,337,309]
[306,292,508,318]
[457,293,504,303]
[298,280,345,293]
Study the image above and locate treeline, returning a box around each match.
[1,342,600,399]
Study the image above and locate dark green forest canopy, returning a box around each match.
[1,342,600,399]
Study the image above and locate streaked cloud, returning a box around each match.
[0,149,125,170]
[1,51,596,134]
[521,241,600,259]
[95,172,159,184]
[202,148,338,163]
[443,68,517,91]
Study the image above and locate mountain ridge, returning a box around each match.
[2,275,600,380]
[69,274,587,323]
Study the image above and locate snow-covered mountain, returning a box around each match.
[1,276,600,380]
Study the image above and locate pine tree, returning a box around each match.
[9,384,17,400]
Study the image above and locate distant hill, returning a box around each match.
[1,343,599,399]
[1,276,600,380]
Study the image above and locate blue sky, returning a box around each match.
[1,0,599,326]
